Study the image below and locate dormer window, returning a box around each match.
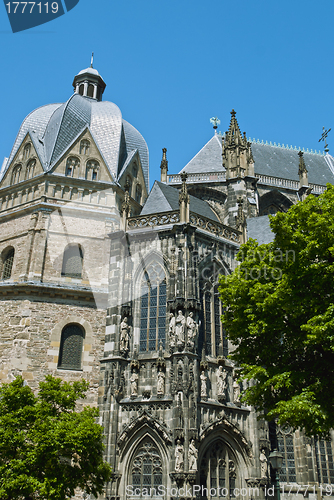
[23,143,31,160]
[80,140,90,155]
[86,160,99,181]
[66,157,79,177]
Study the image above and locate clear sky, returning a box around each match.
[1,0,334,187]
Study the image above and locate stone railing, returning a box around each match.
[255,173,326,193]
[127,211,180,229]
[309,183,326,194]
[167,172,226,184]
[189,212,240,243]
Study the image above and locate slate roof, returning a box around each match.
[180,134,225,174]
[3,94,149,190]
[178,135,334,186]
[247,215,275,245]
[141,181,219,222]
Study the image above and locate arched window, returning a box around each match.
[11,164,22,185]
[61,244,83,278]
[65,157,79,177]
[315,438,334,484]
[126,175,133,197]
[135,184,142,203]
[214,284,228,357]
[80,139,90,155]
[275,425,296,483]
[200,442,237,499]
[78,84,84,96]
[140,263,166,352]
[85,160,99,181]
[130,440,163,496]
[200,277,228,358]
[2,248,14,280]
[26,159,36,180]
[58,324,84,370]
[87,84,94,98]
[23,143,31,160]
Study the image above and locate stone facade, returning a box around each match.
[1,66,334,500]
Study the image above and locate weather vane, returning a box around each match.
[90,52,94,68]
[318,126,331,153]
[210,116,220,132]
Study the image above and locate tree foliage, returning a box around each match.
[0,375,111,500]
[219,184,334,436]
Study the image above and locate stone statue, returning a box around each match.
[120,317,130,352]
[186,312,198,340]
[169,313,176,342]
[130,371,139,396]
[175,310,185,343]
[217,366,227,398]
[260,449,268,478]
[175,439,184,471]
[200,371,207,398]
[157,367,165,395]
[188,438,198,471]
[233,375,240,404]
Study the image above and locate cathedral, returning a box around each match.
[1,65,334,500]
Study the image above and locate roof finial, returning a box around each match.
[210,116,220,134]
[90,52,94,68]
[319,126,331,153]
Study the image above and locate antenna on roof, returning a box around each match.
[319,126,331,153]
[90,52,94,68]
[210,116,220,134]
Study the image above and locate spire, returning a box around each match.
[90,52,94,68]
[223,109,249,179]
[160,148,168,183]
[225,109,246,147]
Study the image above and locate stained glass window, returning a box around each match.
[58,324,84,370]
[2,248,14,280]
[276,426,296,483]
[200,441,237,499]
[140,264,166,352]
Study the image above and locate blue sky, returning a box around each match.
[1,0,334,187]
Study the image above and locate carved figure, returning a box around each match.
[200,371,207,398]
[130,371,139,396]
[120,317,130,351]
[260,449,268,478]
[188,439,198,471]
[157,367,165,395]
[175,310,185,343]
[217,365,227,397]
[175,439,184,471]
[169,313,176,341]
[186,312,198,340]
[233,375,240,403]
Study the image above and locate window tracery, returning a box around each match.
[200,442,237,499]
[315,438,334,484]
[276,425,296,483]
[201,283,228,357]
[131,440,163,497]
[11,164,22,185]
[58,324,84,370]
[86,160,99,181]
[140,263,166,352]
[23,143,31,160]
[65,157,79,177]
[80,139,90,155]
[26,159,36,180]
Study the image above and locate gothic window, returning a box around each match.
[315,438,334,484]
[26,159,36,180]
[276,426,296,482]
[79,84,84,96]
[126,175,133,197]
[200,442,237,499]
[214,285,228,357]
[58,324,84,370]
[80,139,90,155]
[23,143,31,160]
[65,157,79,177]
[135,184,142,203]
[2,248,14,280]
[204,291,212,355]
[61,244,83,278]
[201,282,228,358]
[140,263,166,352]
[85,160,99,181]
[132,164,138,177]
[11,164,22,185]
[130,440,163,497]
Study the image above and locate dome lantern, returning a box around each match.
[72,59,106,101]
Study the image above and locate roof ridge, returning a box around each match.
[248,137,325,156]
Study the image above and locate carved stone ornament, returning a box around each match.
[188,438,198,471]
[175,439,184,471]
[157,366,165,396]
[130,371,139,397]
[119,317,130,355]
[200,371,207,399]
[217,365,227,400]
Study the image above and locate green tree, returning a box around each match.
[219,184,334,436]
[0,375,111,500]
